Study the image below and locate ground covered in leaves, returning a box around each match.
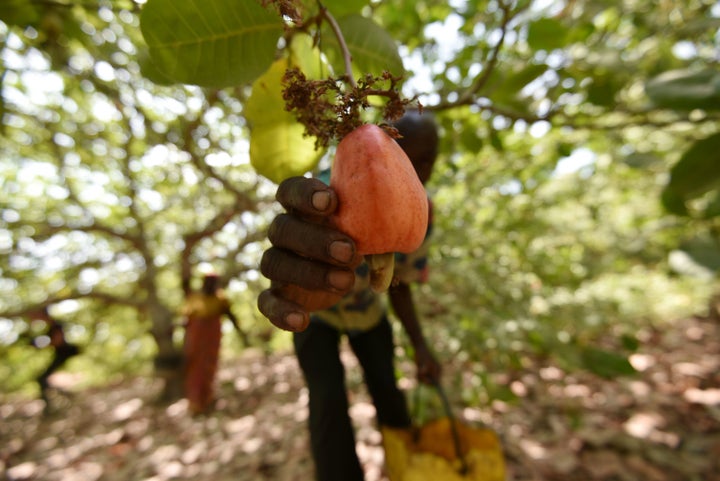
[1,315,719,481]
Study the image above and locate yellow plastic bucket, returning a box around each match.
[382,416,506,481]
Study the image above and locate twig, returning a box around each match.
[318,3,357,88]
[456,1,513,105]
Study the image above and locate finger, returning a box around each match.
[277,284,344,312]
[260,247,355,293]
[276,176,338,218]
[268,214,360,267]
[257,288,310,332]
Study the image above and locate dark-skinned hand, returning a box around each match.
[414,343,442,385]
[258,177,363,332]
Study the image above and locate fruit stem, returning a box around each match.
[318,3,358,88]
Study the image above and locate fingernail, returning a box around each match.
[312,191,331,212]
[328,270,354,290]
[286,312,307,331]
[329,240,354,263]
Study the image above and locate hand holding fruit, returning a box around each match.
[258,112,438,332]
[258,176,363,332]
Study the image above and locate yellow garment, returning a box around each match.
[183,292,230,321]
[181,291,231,415]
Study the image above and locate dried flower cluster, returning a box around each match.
[261,0,303,25]
[282,68,417,148]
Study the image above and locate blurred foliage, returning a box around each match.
[1,0,719,401]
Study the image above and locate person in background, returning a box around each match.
[30,306,81,412]
[181,272,242,415]
[258,112,443,481]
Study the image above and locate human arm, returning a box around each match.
[388,281,441,385]
[224,306,250,347]
[257,177,363,332]
[225,308,240,331]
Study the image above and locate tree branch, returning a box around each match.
[213,229,270,285]
[456,2,513,105]
[429,1,529,113]
[53,141,144,249]
[1,290,144,321]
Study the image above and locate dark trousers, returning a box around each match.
[293,316,411,481]
[37,344,80,400]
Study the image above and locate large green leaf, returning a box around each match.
[526,17,568,51]
[245,58,324,183]
[139,0,283,88]
[487,63,547,98]
[485,63,548,114]
[703,191,720,219]
[0,0,39,27]
[677,236,720,274]
[250,122,324,184]
[586,74,625,107]
[137,46,176,86]
[322,0,368,17]
[581,347,636,379]
[645,68,720,111]
[294,0,366,20]
[244,58,291,127]
[321,14,404,78]
[289,33,329,80]
[662,132,720,216]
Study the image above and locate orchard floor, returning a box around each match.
[1,315,719,481]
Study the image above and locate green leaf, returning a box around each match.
[624,152,661,169]
[661,188,689,216]
[580,347,636,379]
[250,122,324,183]
[295,0,367,19]
[244,58,293,127]
[645,68,720,111]
[703,191,720,219]
[322,0,368,17]
[460,127,483,152]
[289,33,329,80]
[0,0,39,27]
[139,0,283,88]
[488,64,547,101]
[321,14,404,78]
[506,64,548,94]
[678,236,720,273]
[661,132,720,215]
[489,128,504,152]
[586,74,623,107]
[245,58,324,183]
[526,18,568,51]
[556,142,574,158]
[620,334,640,352]
[137,48,176,86]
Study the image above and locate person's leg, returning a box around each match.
[36,362,53,404]
[349,316,411,428]
[36,352,71,412]
[294,322,364,481]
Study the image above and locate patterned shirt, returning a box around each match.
[311,200,433,333]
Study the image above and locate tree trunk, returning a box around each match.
[147,303,184,403]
